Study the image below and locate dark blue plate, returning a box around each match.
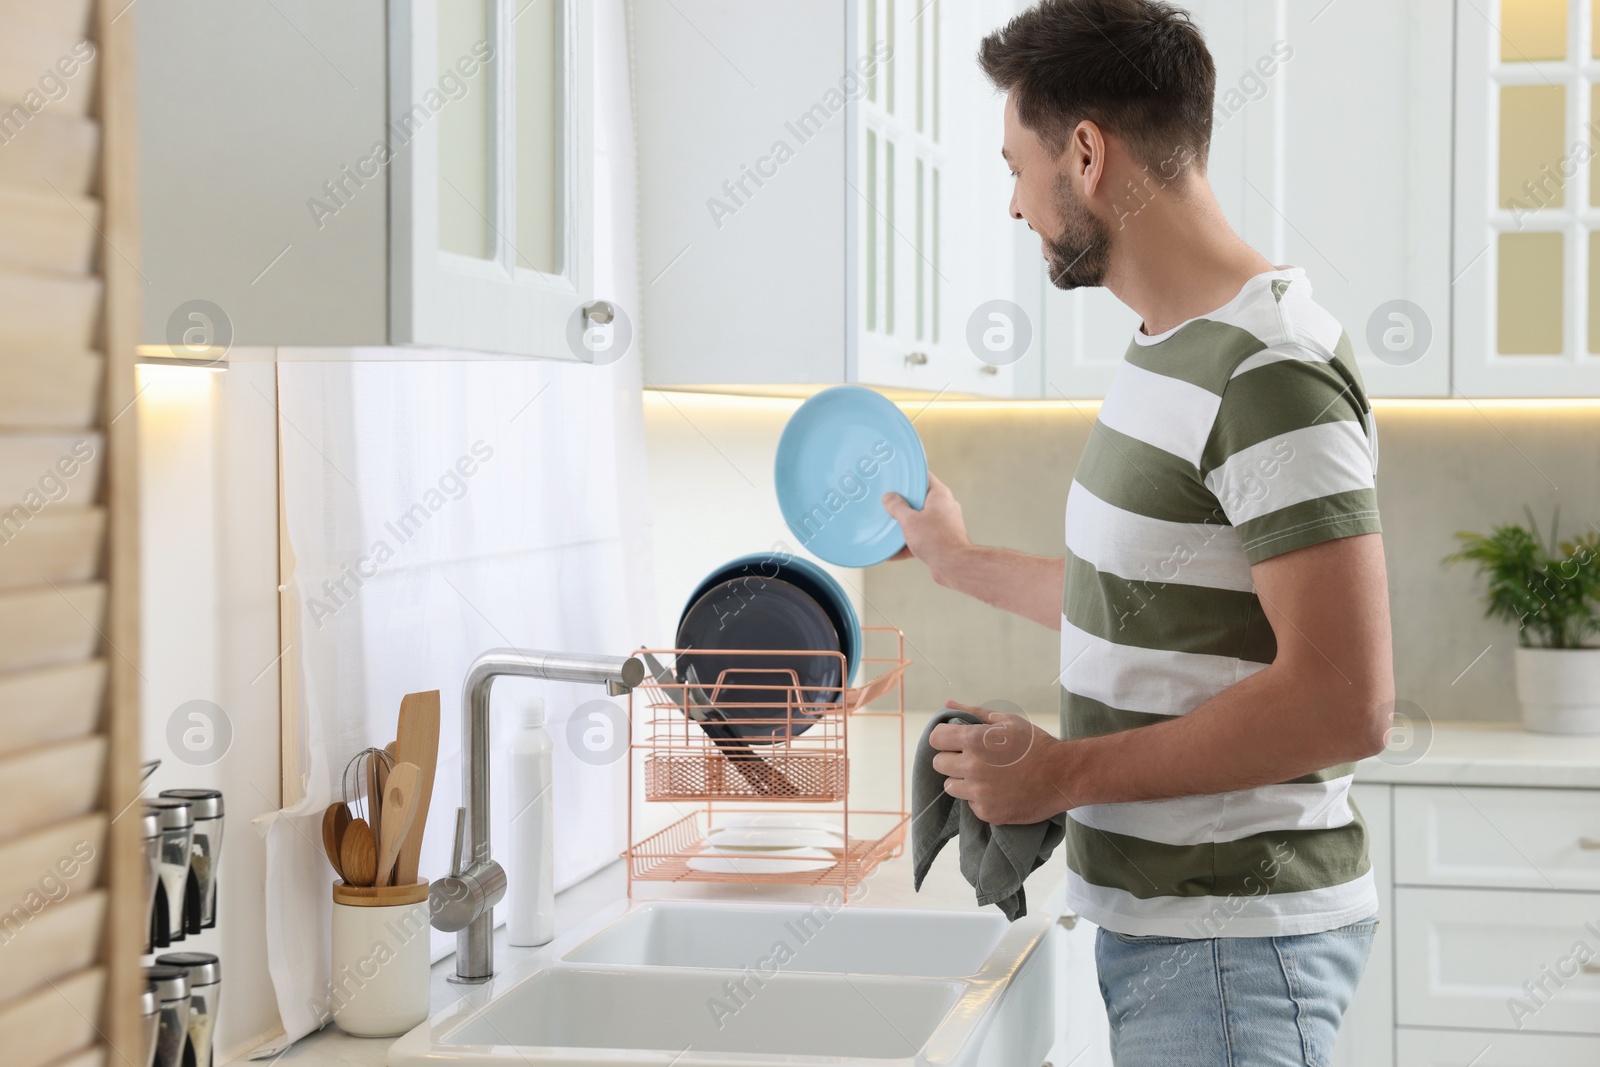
[675,577,842,744]
[681,552,862,684]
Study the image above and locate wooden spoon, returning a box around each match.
[376,762,422,887]
[339,817,377,887]
[392,691,440,886]
[321,802,351,879]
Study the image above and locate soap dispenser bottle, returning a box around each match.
[507,695,555,946]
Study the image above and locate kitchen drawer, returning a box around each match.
[1397,1027,1600,1066]
[1394,785,1600,891]
[1396,886,1600,1035]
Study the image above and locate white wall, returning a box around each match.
[137,357,283,1059]
[642,391,865,643]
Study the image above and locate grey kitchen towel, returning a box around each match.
[912,708,1067,920]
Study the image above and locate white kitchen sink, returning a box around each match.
[388,902,1055,1067]
[444,966,962,1059]
[563,901,1009,977]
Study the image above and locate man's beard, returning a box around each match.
[1043,175,1110,290]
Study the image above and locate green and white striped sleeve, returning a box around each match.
[1200,345,1382,565]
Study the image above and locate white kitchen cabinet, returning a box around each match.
[1047,914,1112,1067]
[135,0,596,359]
[632,0,1039,398]
[1331,783,1395,1067]
[1395,785,1600,891]
[1396,885,1600,1035]
[1452,0,1600,396]
[1043,0,1454,399]
[1396,1028,1600,1065]
[1335,773,1600,1066]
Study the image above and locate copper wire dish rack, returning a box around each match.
[624,626,910,901]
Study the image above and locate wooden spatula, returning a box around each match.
[321,802,351,880]
[391,690,440,886]
[376,761,422,887]
[339,817,377,887]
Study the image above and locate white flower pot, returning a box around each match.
[1513,646,1600,735]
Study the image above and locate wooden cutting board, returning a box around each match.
[390,690,439,886]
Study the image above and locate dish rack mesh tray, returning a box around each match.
[624,627,910,894]
[633,628,908,804]
[626,809,909,888]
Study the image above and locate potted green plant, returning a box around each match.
[1446,508,1600,734]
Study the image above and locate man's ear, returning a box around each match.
[1070,119,1108,200]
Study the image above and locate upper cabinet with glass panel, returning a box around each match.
[631,0,1037,398]
[135,0,595,360]
[1042,0,1454,399]
[1455,0,1600,394]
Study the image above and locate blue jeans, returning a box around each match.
[1094,916,1377,1067]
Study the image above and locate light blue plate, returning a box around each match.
[775,386,928,567]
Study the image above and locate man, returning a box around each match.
[882,1,1393,1063]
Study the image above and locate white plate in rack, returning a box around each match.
[687,846,838,875]
[712,813,845,835]
[705,827,845,850]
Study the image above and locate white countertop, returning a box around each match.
[240,842,1068,1067]
[237,719,1599,1066]
[1355,719,1600,788]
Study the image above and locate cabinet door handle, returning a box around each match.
[1578,837,1600,850]
[978,364,998,376]
[582,300,615,326]
[1583,963,1600,975]
[903,351,929,367]
[1057,913,1079,930]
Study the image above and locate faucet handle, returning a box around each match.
[449,806,468,877]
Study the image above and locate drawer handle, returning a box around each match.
[1579,837,1600,851]
[904,351,929,367]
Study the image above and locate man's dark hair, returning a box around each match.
[979,0,1215,169]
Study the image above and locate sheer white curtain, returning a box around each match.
[260,0,653,1040]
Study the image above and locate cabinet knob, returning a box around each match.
[1056,913,1079,930]
[978,364,999,376]
[582,300,615,326]
[903,351,929,367]
[1578,837,1600,850]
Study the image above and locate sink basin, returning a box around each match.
[446,966,962,1060]
[564,901,1008,977]
[388,901,1055,1067]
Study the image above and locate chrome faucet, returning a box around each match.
[429,649,644,983]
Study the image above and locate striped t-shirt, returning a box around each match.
[1060,267,1381,938]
